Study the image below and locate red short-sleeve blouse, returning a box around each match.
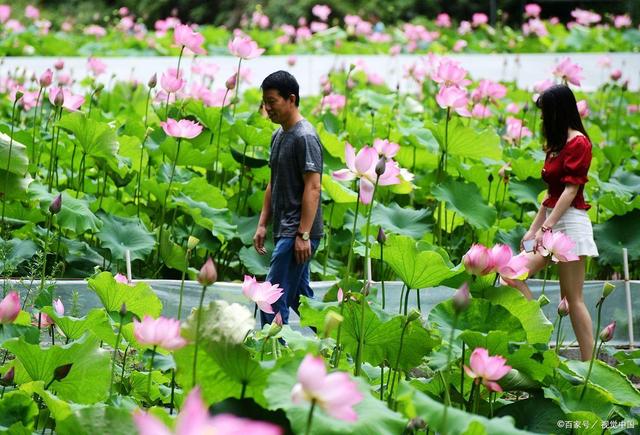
[541,135,592,210]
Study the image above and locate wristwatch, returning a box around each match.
[541,225,553,233]
[297,231,310,241]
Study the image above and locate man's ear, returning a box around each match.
[289,94,297,104]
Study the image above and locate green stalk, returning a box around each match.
[169,369,176,415]
[472,381,481,414]
[2,96,21,223]
[614,86,624,145]
[322,201,335,277]
[232,58,242,117]
[541,264,549,295]
[147,345,157,400]
[109,312,125,396]
[304,400,317,435]
[192,284,208,387]
[213,89,230,176]
[362,178,379,286]
[387,318,410,406]
[441,315,458,426]
[380,242,386,309]
[158,138,182,246]
[554,316,563,355]
[30,86,43,171]
[460,342,466,409]
[260,336,270,361]
[580,298,604,400]
[136,85,153,218]
[177,248,191,320]
[38,215,53,297]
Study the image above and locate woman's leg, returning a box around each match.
[558,257,593,361]
[502,252,549,300]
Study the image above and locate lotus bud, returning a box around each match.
[119,303,127,318]
[348,63,356,72]
[453,282,471,313]
[376,227,386,245]
[14,90,24,102]
[488,173,494,183]
[54,59,64,70]
[53,363,73,381]
[95,83,105,93]
[187,236,200,250]
[323,311,343,338]
[197,257,217,286]
[600,282,615,300]
[375,156,386,177]
[225,74,237,90]
[147,73,157,89]
[0,367,15,386]
[622,80,629,91]
[54,88,65,107]
[610,69,622,81]
[49,194,62,214]
[39,69,53,87]
[407,308,421,323]
[599,321,616,342]
[557,297,569,317]
[538,294,550,307]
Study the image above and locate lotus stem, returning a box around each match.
[109,311,125,396]
[555,316,563,355]
[304,399,317,435]
[380,242,386,309]
[233,58,242,117]
[322,201,335,277]
[213,89,230,177]
[441,315,458,426]
[147,345,157,400]
[387,317,411,406]
[460,342,466,409]
[2,96,20,223]
[192,284,208,387]
[30,86,43,171]
[580,297,604,400]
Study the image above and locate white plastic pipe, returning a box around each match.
[126,249,132,283]
[623,248,634,349]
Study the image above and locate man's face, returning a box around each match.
[262,89,293,125]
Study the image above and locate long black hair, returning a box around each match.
[535,84,589,153]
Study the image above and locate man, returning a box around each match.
[253,71,324,326]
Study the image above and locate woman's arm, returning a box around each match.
[542,184,579,228]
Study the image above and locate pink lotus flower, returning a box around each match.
[0,5,10,23]
[389,44,401,56]
[332,143,400,204]
[533,79,554,94]
[53,59,64,70]
[160,68,185,93]
[436,86,471,117]
[39,69,53,87]
[628,104,639,114]
[251,11,270,29]
[161,118,203,139]
[322,93,346,115]
[462,244,493,276]
[287,55,297,67]
[472,13,488,27]
[505,103,520,114]
[431,58,471,88]
[610,69,622,81]
[114,273,129,284]
[48,87,85,111]
[83,24,107,37]
[553,58,583,87]
[53,298,64,316]
[435,13,452,28]
[504,116,532,143]
[310,21,328,33]
[241,276,283,314]
[471,103,492,119]
[471,80,507,102]
[525,3,541,18]
[464,348,511,392]
[312,4,331,21]
[38,312,54,328]
[576,100,589,118]
[133,315,187,350]
[597,56,612,69]
[174,24,206,55]
[228,36,264,60]
[538,230,579,262]
[25,5,39,19]
[497,253,529,280]
[571,8,601,26]
[613,15,631,29]
[87,57,107,76]
[522,18,548,38]
[0,292,20,324]
[452,40,468,52]
[458,20,472,35]
[291,354,363,421]
[134,387,282,435]
[373,138,399,159]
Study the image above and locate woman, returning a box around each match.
[506,84,599,361]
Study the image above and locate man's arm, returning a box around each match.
[253,179,272,255]
[295,172,321,263]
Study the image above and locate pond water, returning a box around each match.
[7,278,639,346]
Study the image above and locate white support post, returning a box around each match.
[126,249,132,283]
[623,248,634,349]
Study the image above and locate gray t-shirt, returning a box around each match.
[269,119,324,239]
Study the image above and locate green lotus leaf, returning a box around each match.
[369,234,462,289]
[30,185,102,234]
[180,177,227,209]
[494,397,568,434]
[322,176,357,204]
[96,213,155,262]
[565,360,640,407]
[0,127,30,176]
[159,230,187,272]
[87,271,162,318]
[426,119,502,161]
[41,307,116,346]
[55,404,137,435]
[4,333,110,404]
[0,390,38,432]
[509,178,546,207]
[57,112,118,160]
[159,136,216,167]
[432,179,497,229]
[370,202,430,239]
[265,356,406,435]
[593,210,640,266]
[172,194,237,242]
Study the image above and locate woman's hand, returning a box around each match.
[534,228,545,250]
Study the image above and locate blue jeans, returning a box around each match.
[260,237,320,326]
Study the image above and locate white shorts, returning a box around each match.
[546,207,599,257]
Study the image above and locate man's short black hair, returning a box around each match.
[261,70,300,107]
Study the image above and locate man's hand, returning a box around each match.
[253,225,267,255]
[294,236,312,264]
